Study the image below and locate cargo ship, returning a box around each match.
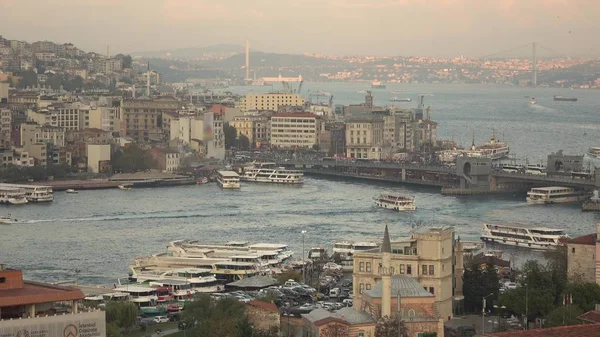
[553,95,577,102]
[371,80,386,89]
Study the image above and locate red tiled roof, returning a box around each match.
[246,300,278,313]
[567,233,597,245]
[578,311,600,323]
[485,323,600,337]
[0,281,85,307]
[272,112,319,118]
[314,317,349,327]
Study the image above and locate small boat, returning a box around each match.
[530,97,537,105]
[65,189,78,194]
[140,306,167,315]
[390,97,411,102]
[118,185,132,191]
[553,95,577,102]
[0,214,15,225]
[196,177,209,185]
[374,194,416,211]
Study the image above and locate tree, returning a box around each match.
[545,304,584,327]
[567,282,600,312]
[223,122,237,149]
[375,315,408,337]
[111,145,154,173]
[122,55,133,69]
[184,294,250,337]
[462,261,500,313]
[320,323,349,337]
[17,70,37,88]
[238,134,251,151]
[106,323,121,337]
[104,302,138,330]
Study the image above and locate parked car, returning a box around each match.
[342,299,353,307]
[153,316,169,324]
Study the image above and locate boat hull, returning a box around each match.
[480,236,557,250]
[526,195,585,205]
[240,176,303,184]
[375,200,416,211]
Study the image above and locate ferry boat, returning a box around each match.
[480,223,567,250]
[0,214,14,224]
[525,164,546,175]
[390,97,411,102]
[241,162,304,184]
[375,193,416,211]
[113,285,163,313]
[332,241,379,256]
[133,268,221,293]
[0,188,29,205]
[553,95,577,102]
[466,131,510,160]
[217,170,241,189]
[587,147,600,159]
[526,186,586,205]
[371,80,386,89]
[0,184,53,202]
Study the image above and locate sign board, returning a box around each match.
[0,311,105,337]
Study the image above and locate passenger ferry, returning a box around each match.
[0,187,28,205]
[587,147,600,159]
[0,184,54,202]
[466,131,510,160]
[525,164,546,175]
[375,193,416,211]
[241,162,304,184]
[332,241,379,256]
[526,186,586,205]
[113,285,162,313]
[480,223,567,250]
[216,170,241,189]
[133,267,220,293]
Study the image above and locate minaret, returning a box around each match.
[245,40,250,81]
[381,225,392,317]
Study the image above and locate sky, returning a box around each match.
[1,0,599,57]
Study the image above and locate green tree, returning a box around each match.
[545,304,584,327]
[462,261,500,313]
[375,316,408,337]
[238,134,251,151]
[184,294,250,337]
[106,323,121,337]
[111,145,154,173]
[567,282,600,312]
[17,70,37,88]
[104,302,138,330]
[223,122,238,149]
[123,55,133,69]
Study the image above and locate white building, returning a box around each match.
[238,93,305,112]
[89,106,119,132]
[346,116,384,160]
[270,112,320,148]
[87,144,111,173]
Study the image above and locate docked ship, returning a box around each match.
[130,267,221,293]
[553,95,577,102]
[587,147,600,159]
[0,187,28,205]
[216,170,241,189]
[374,193,416,211]
[332,241,379,256]
[390,97,411,102]
[480,223,567,250]
[526,186,587,205]
[465,131,510,160]
[241,162,304,184]
[371,80,386,89]
[0,184,53,203]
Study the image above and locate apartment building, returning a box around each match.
[270,112,320,149]
[88,106,119,132]
[383,109,414,153]
[87,144,111,173]
[231,114,270,148]
[238,93,305,112]
[352,227,457,320]
[20,123,65,148]
[122,98,179,142]
[345,116,384,159]
[149,148,181,173]
[0,108,11,147]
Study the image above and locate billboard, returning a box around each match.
[0,311,106,337]
[203,111,214,142]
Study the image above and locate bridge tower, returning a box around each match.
[455,156,492,192]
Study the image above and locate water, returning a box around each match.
[2,83,600,285]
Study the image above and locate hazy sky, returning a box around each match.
[1,0,599,57]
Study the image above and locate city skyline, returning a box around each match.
[1,0,599,57]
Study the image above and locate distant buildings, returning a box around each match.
[238,92,305,112]
[270,112,320,149]
[345,116,384,160]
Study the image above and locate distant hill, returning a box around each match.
[131,44,246,58]
[206,52,344,68]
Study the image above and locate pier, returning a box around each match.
[277,157,599,195]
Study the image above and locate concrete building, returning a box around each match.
[122,98,179,142]
[270,112,320,149]
[231,114,271,148]
[345,116,384,159]
[303,226,444,337]
[20,123,65,148]
[0,81,8,103]
[206,112,225,160]
[567,232,596,283]
[149,148,180,173]
[87,144,111,173]
[0,264,106,336]
[0,108,10,147]
[383,109,414,155]
[238,92,305,112]
[169,115,204,144]
[245,300,280,333]
[88,106,119,132]
[353,227,457,321]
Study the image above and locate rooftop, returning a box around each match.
[303,307,375,325]
[578,310,600,323]
[227,276,278,289]
[365,275,434,299]
[484,323,600,337]
[272,112,319,118]
[0,280,84,308]
[567,233,597,246]
[246,300,279,313]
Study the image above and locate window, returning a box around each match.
[359,262,365,272]
[390,267,395,274]
[366,283,371,290]
[429,265,434,275]
[359,283,365,294]
[572,247,576,253]
[407,264,412,275]
[366,262,371,272]
[0,277,5,283]
[442,264,445,271]
[429,287,435,295]
[422,265,428,275]
[358,332,365,337]
[400,264,405,274]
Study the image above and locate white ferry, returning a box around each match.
[332,241,379,255]
[0,184,53,202]
[375,193,416,211]
[137,268,221,293]
[241,162,303,184]
[0,187,29,205]
[466,131,510,160]
[526,186,586,205]
[480,223,567,250]
[587,147,600,159]
[217,170,241,189]
[525,164,546,175]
